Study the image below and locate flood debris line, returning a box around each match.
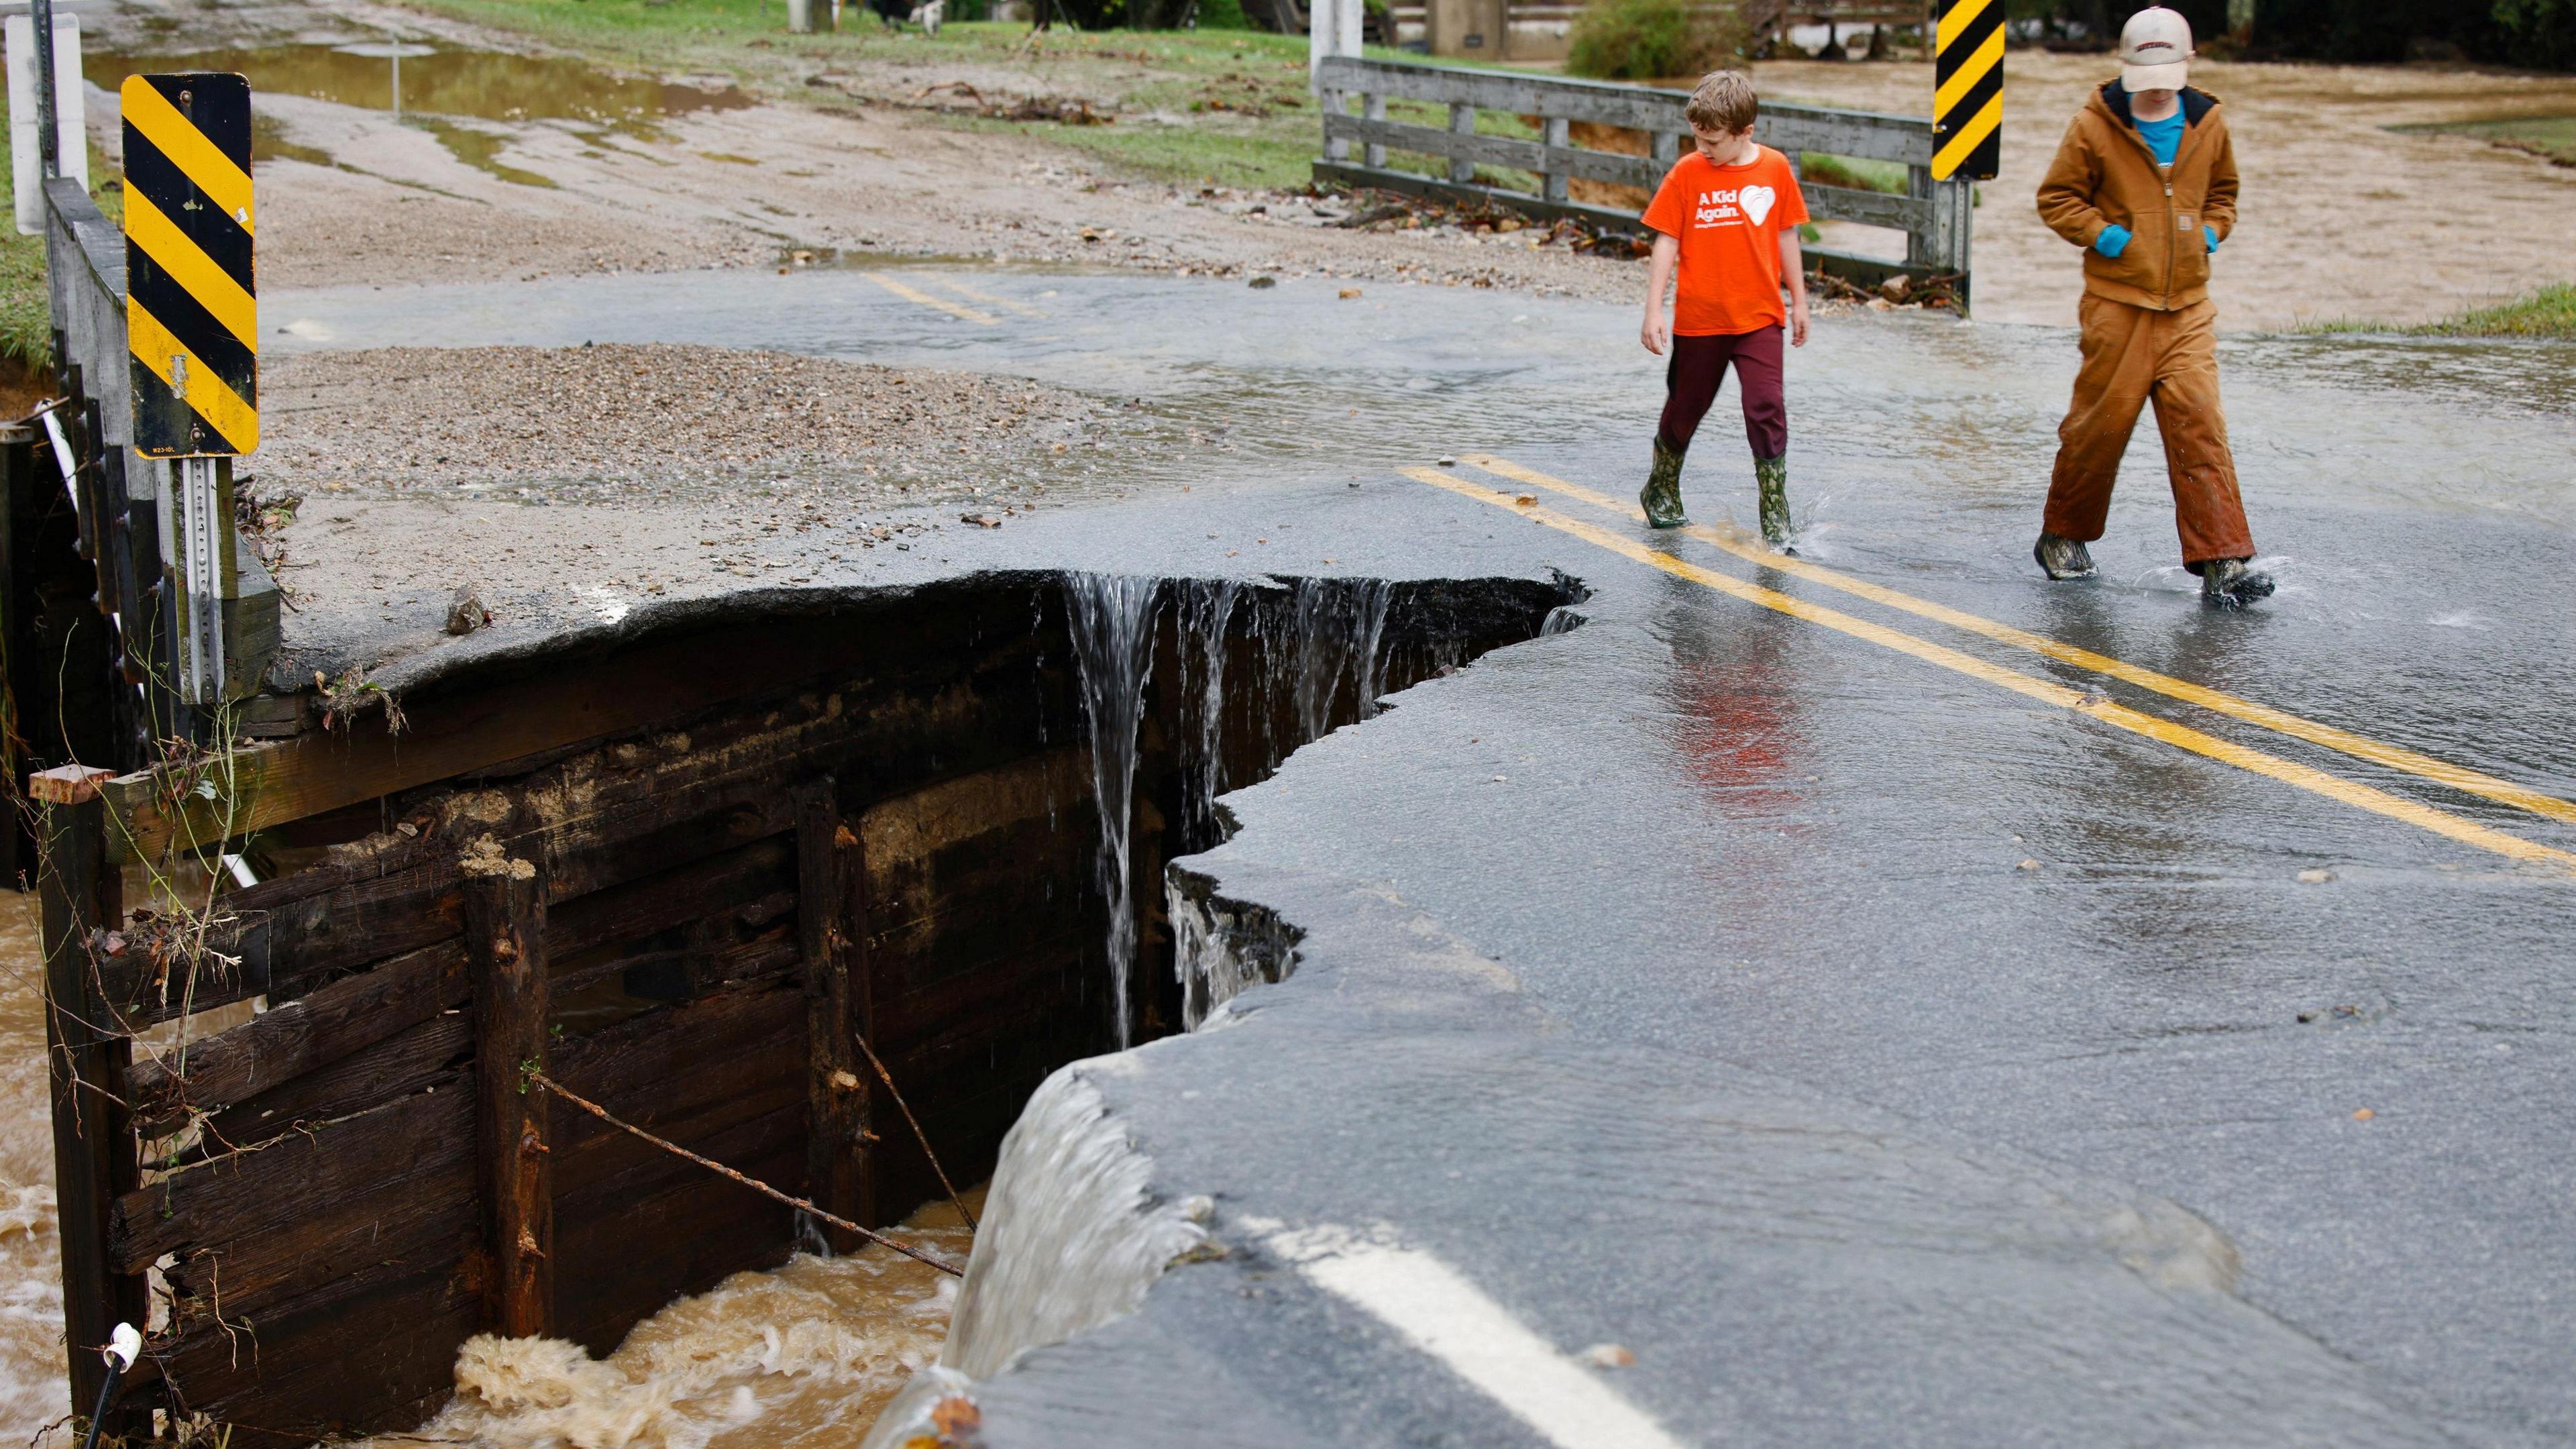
[1805,266,1967,313]
[1313,186,1658,258]
[529,1071,966,1277]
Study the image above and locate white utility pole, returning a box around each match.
[1309,0,1360,85]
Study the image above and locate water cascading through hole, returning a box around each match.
[1179,580,1239,844]
[1065,574,1162,1049]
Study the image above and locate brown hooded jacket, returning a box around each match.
[2037,82,2239,311]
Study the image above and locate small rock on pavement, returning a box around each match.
[1248,276,1277,288]
[2298,867,2336,883]
[1578,1344,1635,1368]
[1339,287,1363,299]
[2351,1108,2375,1121]
[1436,455,1457,466]
[962,513,1004,528]
[2015,857,2041,871]
[445,586,490,636]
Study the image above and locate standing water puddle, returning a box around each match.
[85,44,753,182]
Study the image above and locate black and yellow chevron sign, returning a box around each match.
[1933,0,2003,182]
[123,72,256,458]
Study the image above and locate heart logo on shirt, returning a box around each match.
[1740,184,1776,226]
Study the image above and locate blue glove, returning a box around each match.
[2094,224,2132,258]
[2204,224,2220,252]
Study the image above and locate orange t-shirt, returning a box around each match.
[1642,145,1810,335]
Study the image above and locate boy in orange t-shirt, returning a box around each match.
[1639,70,1812,543]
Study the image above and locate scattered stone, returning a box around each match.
[1339,286,1363,299]
[1248,275,1277,288]
[1578,1344,1636,1368]
[2016,857,2041,871]
[961,512,1003,528]
[1436,455,1458,466]
[2298,867,2336,884]
[2351,1108,2376,1121]
[445,584,490,635]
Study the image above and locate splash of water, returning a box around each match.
[1178,581,1240,846]
[935,1069,1207,1383]
[1063,574,1162,1050]
[383,1207,971,1449]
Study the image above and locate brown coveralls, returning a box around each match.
[2036,83,2255,569]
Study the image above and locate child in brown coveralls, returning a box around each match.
[2033,5,2271,607]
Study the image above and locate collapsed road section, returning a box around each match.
[25,566,1570,1438]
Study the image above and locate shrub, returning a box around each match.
[1566,0,1747,81]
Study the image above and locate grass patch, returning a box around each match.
[389,3,1580,188]
[2299,284,2576,339]
[0,84,124,372]
[1798,152,1904,194]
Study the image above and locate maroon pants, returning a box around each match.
[1658,327,1787,460]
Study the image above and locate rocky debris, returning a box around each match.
[258,344,1121,497]
[1808,266,1966,315]
[446,586,492,636]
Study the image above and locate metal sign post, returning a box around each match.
[122,72,258,706]
[1933,0,2002,183]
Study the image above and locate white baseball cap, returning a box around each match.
[2118,7,2194,93]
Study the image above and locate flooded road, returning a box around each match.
[11,258,2576,1442]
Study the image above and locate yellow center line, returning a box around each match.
[1403,466,2573,872]
[861,272,998,325]
[920,274,1043,319]
[1462,453,2576,830]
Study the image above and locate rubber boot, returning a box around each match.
[1755,453,1791,547]
[2033,532,2097,580]
[2198,556,2275,609]
[1640,439,1687,529]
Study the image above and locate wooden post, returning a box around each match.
[1323,90,1350,163]
[1542,115,1570,204]
[34,765,147,1435]
[798,781,869,1250]
[1362,92,1387,170]
[465,849,551,1338]
[1448,102,1477,184]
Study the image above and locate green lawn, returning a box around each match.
[2300,284,2576,340]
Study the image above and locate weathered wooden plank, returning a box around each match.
[1800,180,1935,231]
[161,1129,472,1322]
[1314,56,1935,163]
[99,578,1060,863]
[174,1260,480,1438]
[191,1019,470,1165]
[464,852,551,1339]
[130,938,468,1135]
[797,782,867,1252]
[553,1111,804,1356]
[111,1085,472,1273]
[35,769,150,1434]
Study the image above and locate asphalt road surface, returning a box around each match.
[278,266,2576,1446]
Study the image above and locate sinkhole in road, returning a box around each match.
[120,568,1579,1438]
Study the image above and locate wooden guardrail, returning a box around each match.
[1312,56,1973,306]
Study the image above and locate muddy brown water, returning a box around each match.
[84,45,753,138]
[0,885,969,1449]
